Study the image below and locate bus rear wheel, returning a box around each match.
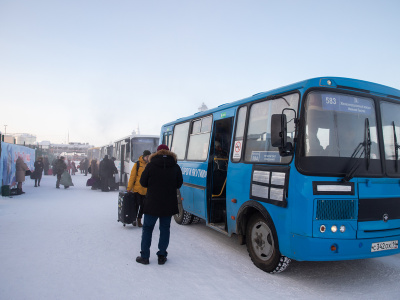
[174,191,193,225]
[245,213,290,273]
[174,204,193,225]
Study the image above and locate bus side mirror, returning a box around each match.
[271,114,294,157]
[271,114,287,147]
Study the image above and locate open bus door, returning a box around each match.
[120,144,125,186]
[207,117,233,232]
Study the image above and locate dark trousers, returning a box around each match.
[134,193,145,219]
[56,174,62,188]
[140,214,172,259]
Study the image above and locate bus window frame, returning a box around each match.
[296,87,384,178]
[379,97,400,178]
[231,90,300,165]
[186,115,213,162]
[171,121,191,161]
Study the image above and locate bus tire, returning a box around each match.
[192,216,201,224]
[174,195,193,225]
[245,213,290,273]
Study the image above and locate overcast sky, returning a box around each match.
[1,0,399,146]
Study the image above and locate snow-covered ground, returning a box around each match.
[1,174,400,299]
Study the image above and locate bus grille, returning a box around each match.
[316,199,356,220]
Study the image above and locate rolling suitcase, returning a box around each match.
[118,191,137,226]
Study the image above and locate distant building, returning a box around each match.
[14,133,37,145]
[3,135,15,144]
[48,142,94,157]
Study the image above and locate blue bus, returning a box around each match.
[161,77,400,273]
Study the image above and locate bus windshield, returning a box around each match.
[131,138,159,162]
[304,91,380,159]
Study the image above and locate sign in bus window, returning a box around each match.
[250,151,281,163]
[321,94,373,115]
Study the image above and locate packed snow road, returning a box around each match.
[1,174,400,299]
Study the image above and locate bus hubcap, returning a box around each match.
[252,221,274,261]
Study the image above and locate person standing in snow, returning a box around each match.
[15,156,29,194]
[33,156,44,187]
[71,161,76,175]
[43,156,50,175]
[127,150,151,227]
[54,156,67,189]
[89,158,100,190]
[99,155,118,192]
[83,158,89,176]
[136,145,183,265]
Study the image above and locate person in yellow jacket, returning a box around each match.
[127,150,151,227]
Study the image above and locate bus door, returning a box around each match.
[120,144,125,185]
[208,117,233,231]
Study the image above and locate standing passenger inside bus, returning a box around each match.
[136,144,183,265]
[127,150,151,227]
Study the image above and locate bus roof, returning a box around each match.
[163,77,400,126]
[113,134,159,143]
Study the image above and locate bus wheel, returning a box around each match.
[174,201,193,225]
[245,213,290,273]
[192,216,201,224]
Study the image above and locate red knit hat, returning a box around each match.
[157,144,169,151]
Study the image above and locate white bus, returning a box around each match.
[113,134,159,187]
[100,143,113,160]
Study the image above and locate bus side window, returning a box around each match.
[232,106,247,162]
[171,122,190,160]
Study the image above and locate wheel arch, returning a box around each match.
[236,200,277,245]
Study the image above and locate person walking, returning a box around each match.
[33,156,44,187]
[54,156,67,189]
[127,150,151,227]
[99,155,117,192]
[89,158,100,190]
[136,145,183,265]
[67,159,72,174]
[71,161,76,175]
[83,158,89,176]
[43,156,50,175]
[15,156,29,194]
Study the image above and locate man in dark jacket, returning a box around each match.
[99,155,118,192]
[136,144,183,265]
[54,156,67,189]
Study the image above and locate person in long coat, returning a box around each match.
[33,157,44,187]
[16,156,29,194]
[99,155,117,192]
[43,156,50,175]
[54,156,67,188]
[90,159,100,190]
[136,144,183,265]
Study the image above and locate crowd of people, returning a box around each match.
[12,144,183,266]
[87,155,118,192]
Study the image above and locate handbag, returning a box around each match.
[25,170,32,176]
[30,172,37,180]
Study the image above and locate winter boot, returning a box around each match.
[132,219,137,226]
[137,218,143,227]
[158,255,167,265]
[136,256,149,265]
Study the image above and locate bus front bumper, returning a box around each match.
[288,234,400,261]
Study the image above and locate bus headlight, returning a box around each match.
[340,225,346,233]
[320,225,326,233]
[331,225,337,233]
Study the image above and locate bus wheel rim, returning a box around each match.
[251,221,274,261]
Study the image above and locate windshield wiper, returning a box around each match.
[342,118,371,182]
[393,121,400,172]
